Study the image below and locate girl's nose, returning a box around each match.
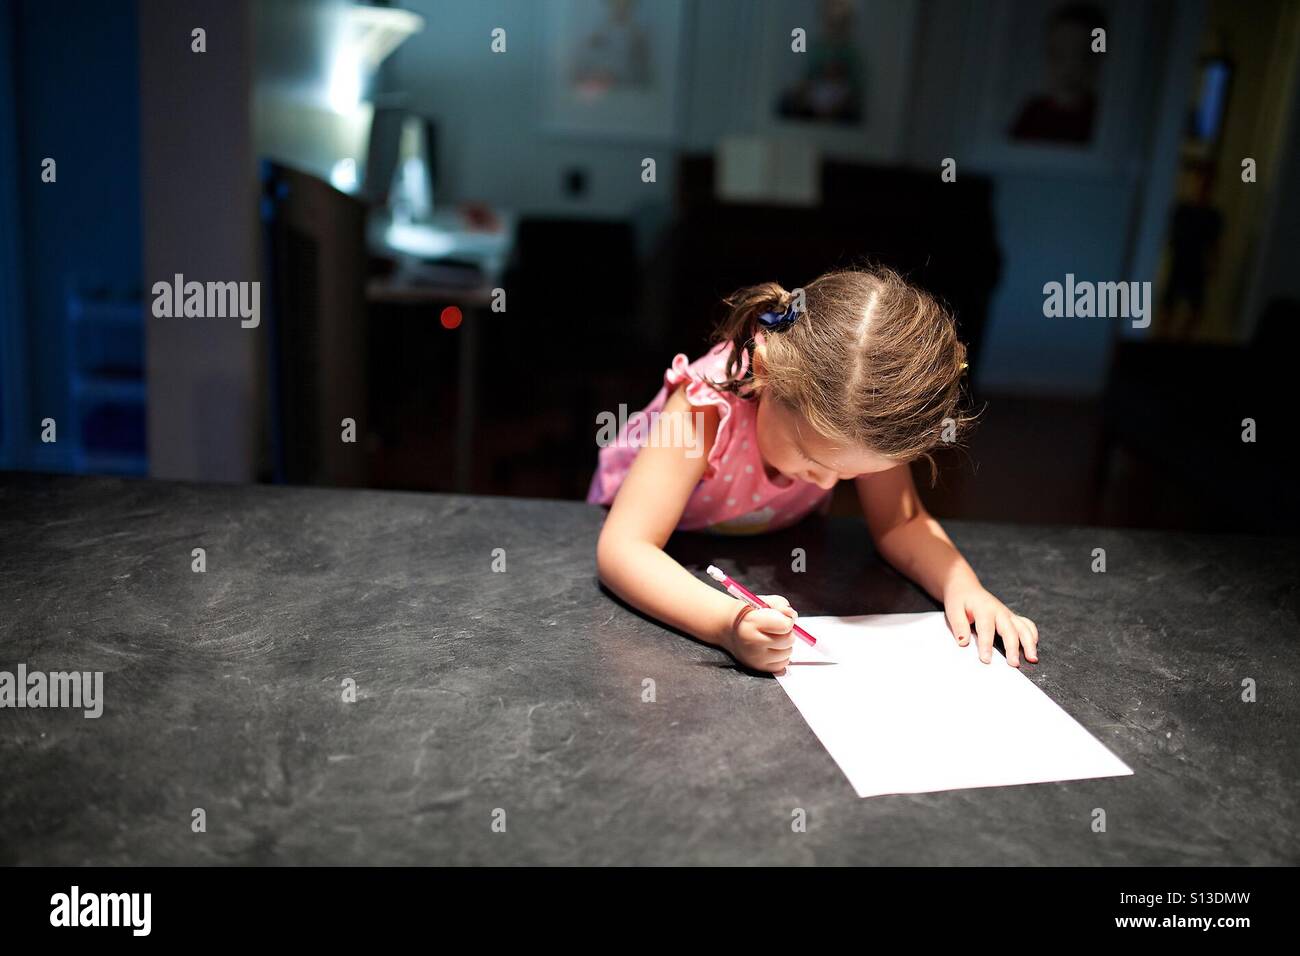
[810,471,837,490]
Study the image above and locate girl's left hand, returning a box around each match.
[942,583,1038,666]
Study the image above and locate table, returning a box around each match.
[0,473,1296,864]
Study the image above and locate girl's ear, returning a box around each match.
[751,341,767,375]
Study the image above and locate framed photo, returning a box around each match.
[539,0,688,141]
[960,0,1149,176]
[752,0,920,162]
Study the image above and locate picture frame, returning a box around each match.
[538,0,689,142]
[751,0,920,163]
[959,0,1149,176]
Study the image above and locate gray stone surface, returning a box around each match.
[0,472,1296,865]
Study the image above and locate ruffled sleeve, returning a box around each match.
[663,351,736,481]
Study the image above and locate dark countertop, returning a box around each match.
[0,472,1296,865]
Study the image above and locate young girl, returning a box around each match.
[590,266,1038,674]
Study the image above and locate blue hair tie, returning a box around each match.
[757,303,799,332]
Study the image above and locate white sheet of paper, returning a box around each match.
[775,612,1133,798]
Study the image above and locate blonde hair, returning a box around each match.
[707,265,974,480]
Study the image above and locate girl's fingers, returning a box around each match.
[945,605,971,646]
[745,617,794,649]
[750,608,793,636]
[760,633,795,651]
[760,595,799,621]
[1023,616,1039,644]
[1017,616,1038,662]
[765,649,793,673]
[997,610,1020,666]
[975,608,996,663]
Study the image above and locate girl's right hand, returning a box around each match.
[724,595,800,674]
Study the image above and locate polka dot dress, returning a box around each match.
[587,340,833,535]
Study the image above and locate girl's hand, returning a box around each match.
[942,583,1038,666]
[723,595,799,674]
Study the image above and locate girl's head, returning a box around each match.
[709,265,972,487]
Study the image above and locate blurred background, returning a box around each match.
[1,0,1297,533]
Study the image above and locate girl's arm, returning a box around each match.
[854,465,1039,666]
[596,386,798,672]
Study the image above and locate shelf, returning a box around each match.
[74,450,148,475]
[68,300,144,327]
[72,375,146,405]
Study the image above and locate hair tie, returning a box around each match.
[757,302,799,332]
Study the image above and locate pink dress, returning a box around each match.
[587,340,833,535]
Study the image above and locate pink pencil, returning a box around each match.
[706,565,819,648]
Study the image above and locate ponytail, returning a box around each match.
[709,281,793,396]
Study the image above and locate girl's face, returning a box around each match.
[755,391,899,489]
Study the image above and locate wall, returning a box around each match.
[5,0,143,469]
[1245,16,1300,326]
[1188,0,1300,340]
[0,7,25,466]
[908,0,1188,395]
[379,0,1197,398]
[384,0,681,217]
[139,0,261,482]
